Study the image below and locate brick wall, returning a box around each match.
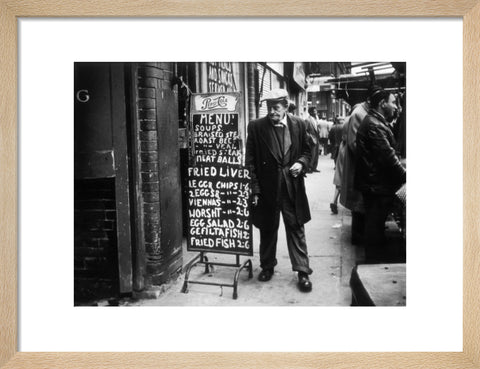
[135,62,183,287]
[74,178,119,301]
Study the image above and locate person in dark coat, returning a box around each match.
[340,85,383,244]
[328,116,344,165]
[305,106,320,172]
[288,101,297,115]
[245,89,313,292]
[355,89,406,262]
[339,102,369,244]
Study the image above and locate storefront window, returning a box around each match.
[207,62,237,92]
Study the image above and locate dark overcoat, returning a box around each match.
[340,102,369,212]
[355,109,406,195]
[245,113,312,229]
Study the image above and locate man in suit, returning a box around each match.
[305,106,321,172]
[245,89,313,292]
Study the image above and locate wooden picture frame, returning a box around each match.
[1,1,478,368]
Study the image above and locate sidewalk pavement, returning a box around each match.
[123,155,364,307]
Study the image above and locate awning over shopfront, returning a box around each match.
[307,63,406,106]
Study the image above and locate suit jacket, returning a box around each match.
[305,115,319,146]
[245,113,312,229]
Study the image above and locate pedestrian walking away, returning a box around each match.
[317,117,329,155]
[330,117,347,215]
[328,116,344,166]
[246,88,313,293]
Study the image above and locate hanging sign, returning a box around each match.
[188,92,252,256]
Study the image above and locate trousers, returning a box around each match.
[363,192,394,261]
[351,211,365,245]
[259,176,312,275]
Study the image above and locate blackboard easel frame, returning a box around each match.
[181,252,253,299]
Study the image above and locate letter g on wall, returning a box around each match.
[76,89,90,103]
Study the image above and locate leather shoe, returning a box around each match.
[258,268,274,282]
[297,272,312,292]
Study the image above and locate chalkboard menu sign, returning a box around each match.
[187,93,252,256]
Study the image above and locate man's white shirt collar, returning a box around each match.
[276,114,288,126]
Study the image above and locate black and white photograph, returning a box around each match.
[74,61,406,307]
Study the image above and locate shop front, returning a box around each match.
[74,62,308,302]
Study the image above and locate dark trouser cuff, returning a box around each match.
[260,260,277,271]
[294,266,313,275]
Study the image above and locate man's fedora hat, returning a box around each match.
[261,88,289,103]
